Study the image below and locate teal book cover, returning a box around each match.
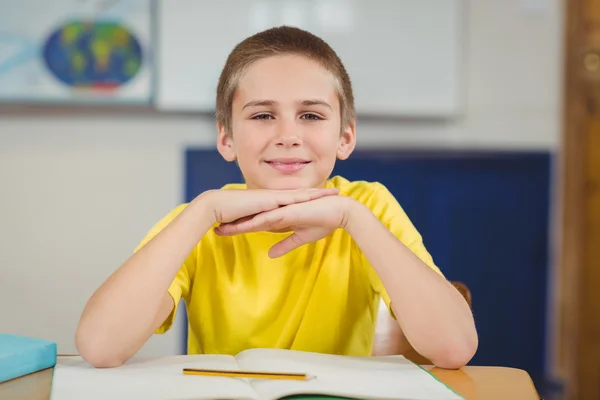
[0,334,57,383]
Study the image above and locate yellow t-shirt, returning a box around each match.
[135,175,442,357]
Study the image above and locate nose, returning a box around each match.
[275,120,302,148]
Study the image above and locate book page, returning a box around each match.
[50,355,259,400]
[235,349,463,400]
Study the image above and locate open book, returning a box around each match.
[50,348,463,400]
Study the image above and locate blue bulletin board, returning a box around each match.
[184,148,552,391]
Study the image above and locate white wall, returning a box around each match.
[0,1,563,355]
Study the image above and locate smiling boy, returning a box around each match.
[75,26,478,369]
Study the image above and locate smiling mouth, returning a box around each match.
[266,160,310,165]
[265,160,311,174]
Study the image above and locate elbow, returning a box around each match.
[432,351,473,370]
[83,353,125,369]
[77,342,126,368]
[75,327,126,368]
[431,334,478,370]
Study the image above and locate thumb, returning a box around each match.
[268,233,305,258]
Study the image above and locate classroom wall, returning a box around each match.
[0,1,562,356]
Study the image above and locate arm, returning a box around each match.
[209,187,476,368]
[345,200,478,369]
[75,187,337,367]
[75,193,213,368]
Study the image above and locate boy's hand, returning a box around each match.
[200,187,340,226]
[214,195,359,257]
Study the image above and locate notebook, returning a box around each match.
[50,348,464,400]
[0,334,57,383]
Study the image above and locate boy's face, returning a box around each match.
[217,54,356,190]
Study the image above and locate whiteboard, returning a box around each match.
[156,0,464,117]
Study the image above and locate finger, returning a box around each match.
[216,209,287,235]
[227,214,258,225]
[306,187,339,197]
[274,188,338,207]
[251,188,337,216]
[268,233,306,258]
[214,214,257,235]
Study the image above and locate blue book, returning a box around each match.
[0,334,57,383]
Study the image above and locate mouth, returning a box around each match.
[265,158,311,174]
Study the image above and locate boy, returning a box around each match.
[75,26,477,369]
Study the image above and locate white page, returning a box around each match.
[50,355,258,400]
[235,349,463,400]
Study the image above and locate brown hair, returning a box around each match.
[216,26,355,134]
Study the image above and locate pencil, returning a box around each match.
[182,368,311,380]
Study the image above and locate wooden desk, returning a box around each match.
[1,360,539,400]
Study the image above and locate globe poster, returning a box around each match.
[0,0,153,104]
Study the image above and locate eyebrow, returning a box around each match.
[242,99,332,110]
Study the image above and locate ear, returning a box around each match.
[216,122,237,162]
[336,120,356,160]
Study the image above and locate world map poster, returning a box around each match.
[0,0,153,105]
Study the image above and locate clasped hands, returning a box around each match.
[201,187,359,258]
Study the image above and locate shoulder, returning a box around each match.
[220,182,247,190]
[328,175,414,232]
[137,182,243,246]
[327,175,397,210]
[329,177,441,274]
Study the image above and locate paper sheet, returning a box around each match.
[237,349,464,400]
[49,356,257,400]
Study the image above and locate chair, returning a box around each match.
[371,281,473,364]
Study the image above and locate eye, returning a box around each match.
[252,113,274,120]
[300,113,323,121]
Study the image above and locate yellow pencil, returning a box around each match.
[182,368,311,380]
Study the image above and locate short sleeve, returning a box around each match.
[134,204,195,334]
[356,183,444,317]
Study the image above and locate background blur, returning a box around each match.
[0,0,565,398]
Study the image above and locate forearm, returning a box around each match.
[75,193,214,367]
[345,202,478,369]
